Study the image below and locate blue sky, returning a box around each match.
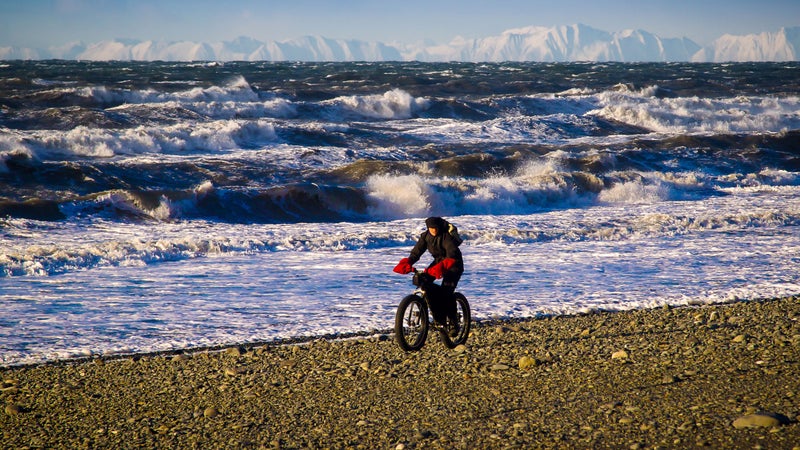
[2,0,798,49]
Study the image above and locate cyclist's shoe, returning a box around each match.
[447,319,460,338]
[431,312,447,330]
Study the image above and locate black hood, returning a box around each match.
[425,216,446,232]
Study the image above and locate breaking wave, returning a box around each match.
[591,84,800,133]
[3,187,800,277]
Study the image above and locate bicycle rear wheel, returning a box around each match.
[439,293,471,349]
[394,294,428,351]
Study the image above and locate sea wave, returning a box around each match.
[3,130,800,224]
[321,88,431,120]
[0,118,279,160]
[591,84,800,133]
[24,75,261,109]
[2,61,800,227]
[3,190,800,277]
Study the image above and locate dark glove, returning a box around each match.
[393,257,413,274]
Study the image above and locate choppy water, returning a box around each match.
[1,61,799,366]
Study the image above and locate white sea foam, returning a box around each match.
[364,158,592,218]
[13,119,279,159]
[111,97,297,120]
[56,75,259,105]
[598,180,672,203]
[4,186,799,279]
[34,75,298,122]
[400,115,568,144]
[365,174,434,218]
[0,135,35,172]
[326,88,431,119]
[590,86,800,133]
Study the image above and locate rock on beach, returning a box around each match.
[733,412,790,429]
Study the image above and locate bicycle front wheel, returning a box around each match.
[394,294,428,351]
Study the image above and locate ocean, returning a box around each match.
[1,60,799,366]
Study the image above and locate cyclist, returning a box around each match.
[393,216,464,335]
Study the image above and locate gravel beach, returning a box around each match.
[2,296,799,449]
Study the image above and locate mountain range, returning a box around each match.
[1,24,798,62]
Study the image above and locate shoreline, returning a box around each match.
[0,297,783,371]
[2,296,799,448]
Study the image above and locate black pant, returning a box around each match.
[441,270,461,295]
[426,270,462,325]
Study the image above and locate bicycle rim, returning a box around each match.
[395,295,428,351]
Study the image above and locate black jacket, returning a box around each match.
[407,229,464,275]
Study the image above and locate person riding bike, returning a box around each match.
[393,216,464,335]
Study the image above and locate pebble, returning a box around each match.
[224,367,244,376]
[225,346,245,357]
[518,356,537,369]
[611,350,629,360]
[203,407,219,418]
[732,413,787,429]
[661,375,680,384]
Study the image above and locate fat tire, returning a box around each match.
[394,294,428,351]
[439,293,471,349]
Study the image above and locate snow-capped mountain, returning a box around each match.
[409,24,701,62]
[1,24,797,62]
[693,27,799,62]
[246,36,402,61]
